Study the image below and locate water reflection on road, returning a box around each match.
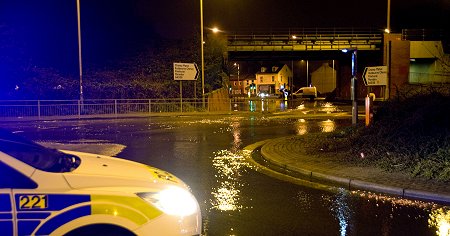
[328,189,353,236]
[210,150,251,212]
[198,113,448,236]
[2,110,450,235]
[429,208,450,236]
[295,118,337,134]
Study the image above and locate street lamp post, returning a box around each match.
[385,0,392,100]
[306,60,309,86]
[342,49,358,125]
[350,49,358,125]
[200,0,205,108]
[234,63,240,94]
[76,0,83,102]
[386,0,391,33]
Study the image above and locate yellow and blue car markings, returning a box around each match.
[0,193,13,236]
[9,193,163,235]
[15,194,90,235]
[90,195,162,225]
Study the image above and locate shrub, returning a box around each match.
[313,87,450,181]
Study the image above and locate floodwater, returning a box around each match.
[2,105,449,235]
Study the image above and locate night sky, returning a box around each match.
[0,0,449,72]
[122,0,449,38]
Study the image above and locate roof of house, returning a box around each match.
[255,64,288,75]
[229,73,255,81]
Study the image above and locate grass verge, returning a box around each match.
[306,86,450,181]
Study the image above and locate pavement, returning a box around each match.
[246,136,450,205]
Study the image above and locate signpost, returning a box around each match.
[173,63,199,112]
[362,66,387,124]
[173,63,199,81]
[362,66,387,86]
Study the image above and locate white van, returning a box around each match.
[293,86,317,99]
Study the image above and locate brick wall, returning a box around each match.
[384,33,410,98]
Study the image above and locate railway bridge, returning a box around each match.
[223,28,448,100]
[226,28,383,61]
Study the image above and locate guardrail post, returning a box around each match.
[37,100,41,119]
[77,100,81,118]
[148,99,151,114]
[114,99,118,115]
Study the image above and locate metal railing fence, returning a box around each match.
[0,98,306,120]
[0,99,201,119]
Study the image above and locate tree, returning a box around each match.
[203,32,229,93]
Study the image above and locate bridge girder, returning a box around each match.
[226,29,383,61]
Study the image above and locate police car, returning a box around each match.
[0,129,202,236]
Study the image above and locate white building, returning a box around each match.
[409,41,449,84]
[253,64,292,96]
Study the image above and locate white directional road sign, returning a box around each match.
[362,66,387,86]
[173,63,199,81]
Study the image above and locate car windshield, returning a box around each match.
[0,129,80,173]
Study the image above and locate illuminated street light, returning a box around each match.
[234,63,240,95]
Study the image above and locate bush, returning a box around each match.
[312,87,450,181]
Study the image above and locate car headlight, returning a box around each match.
[137,186,199,217]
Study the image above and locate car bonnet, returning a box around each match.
[61,150,185,189]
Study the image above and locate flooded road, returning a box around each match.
[2,111,448,235]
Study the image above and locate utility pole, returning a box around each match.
[76,0,83,102]
[200,0,205,108]
[351,50,358,125]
